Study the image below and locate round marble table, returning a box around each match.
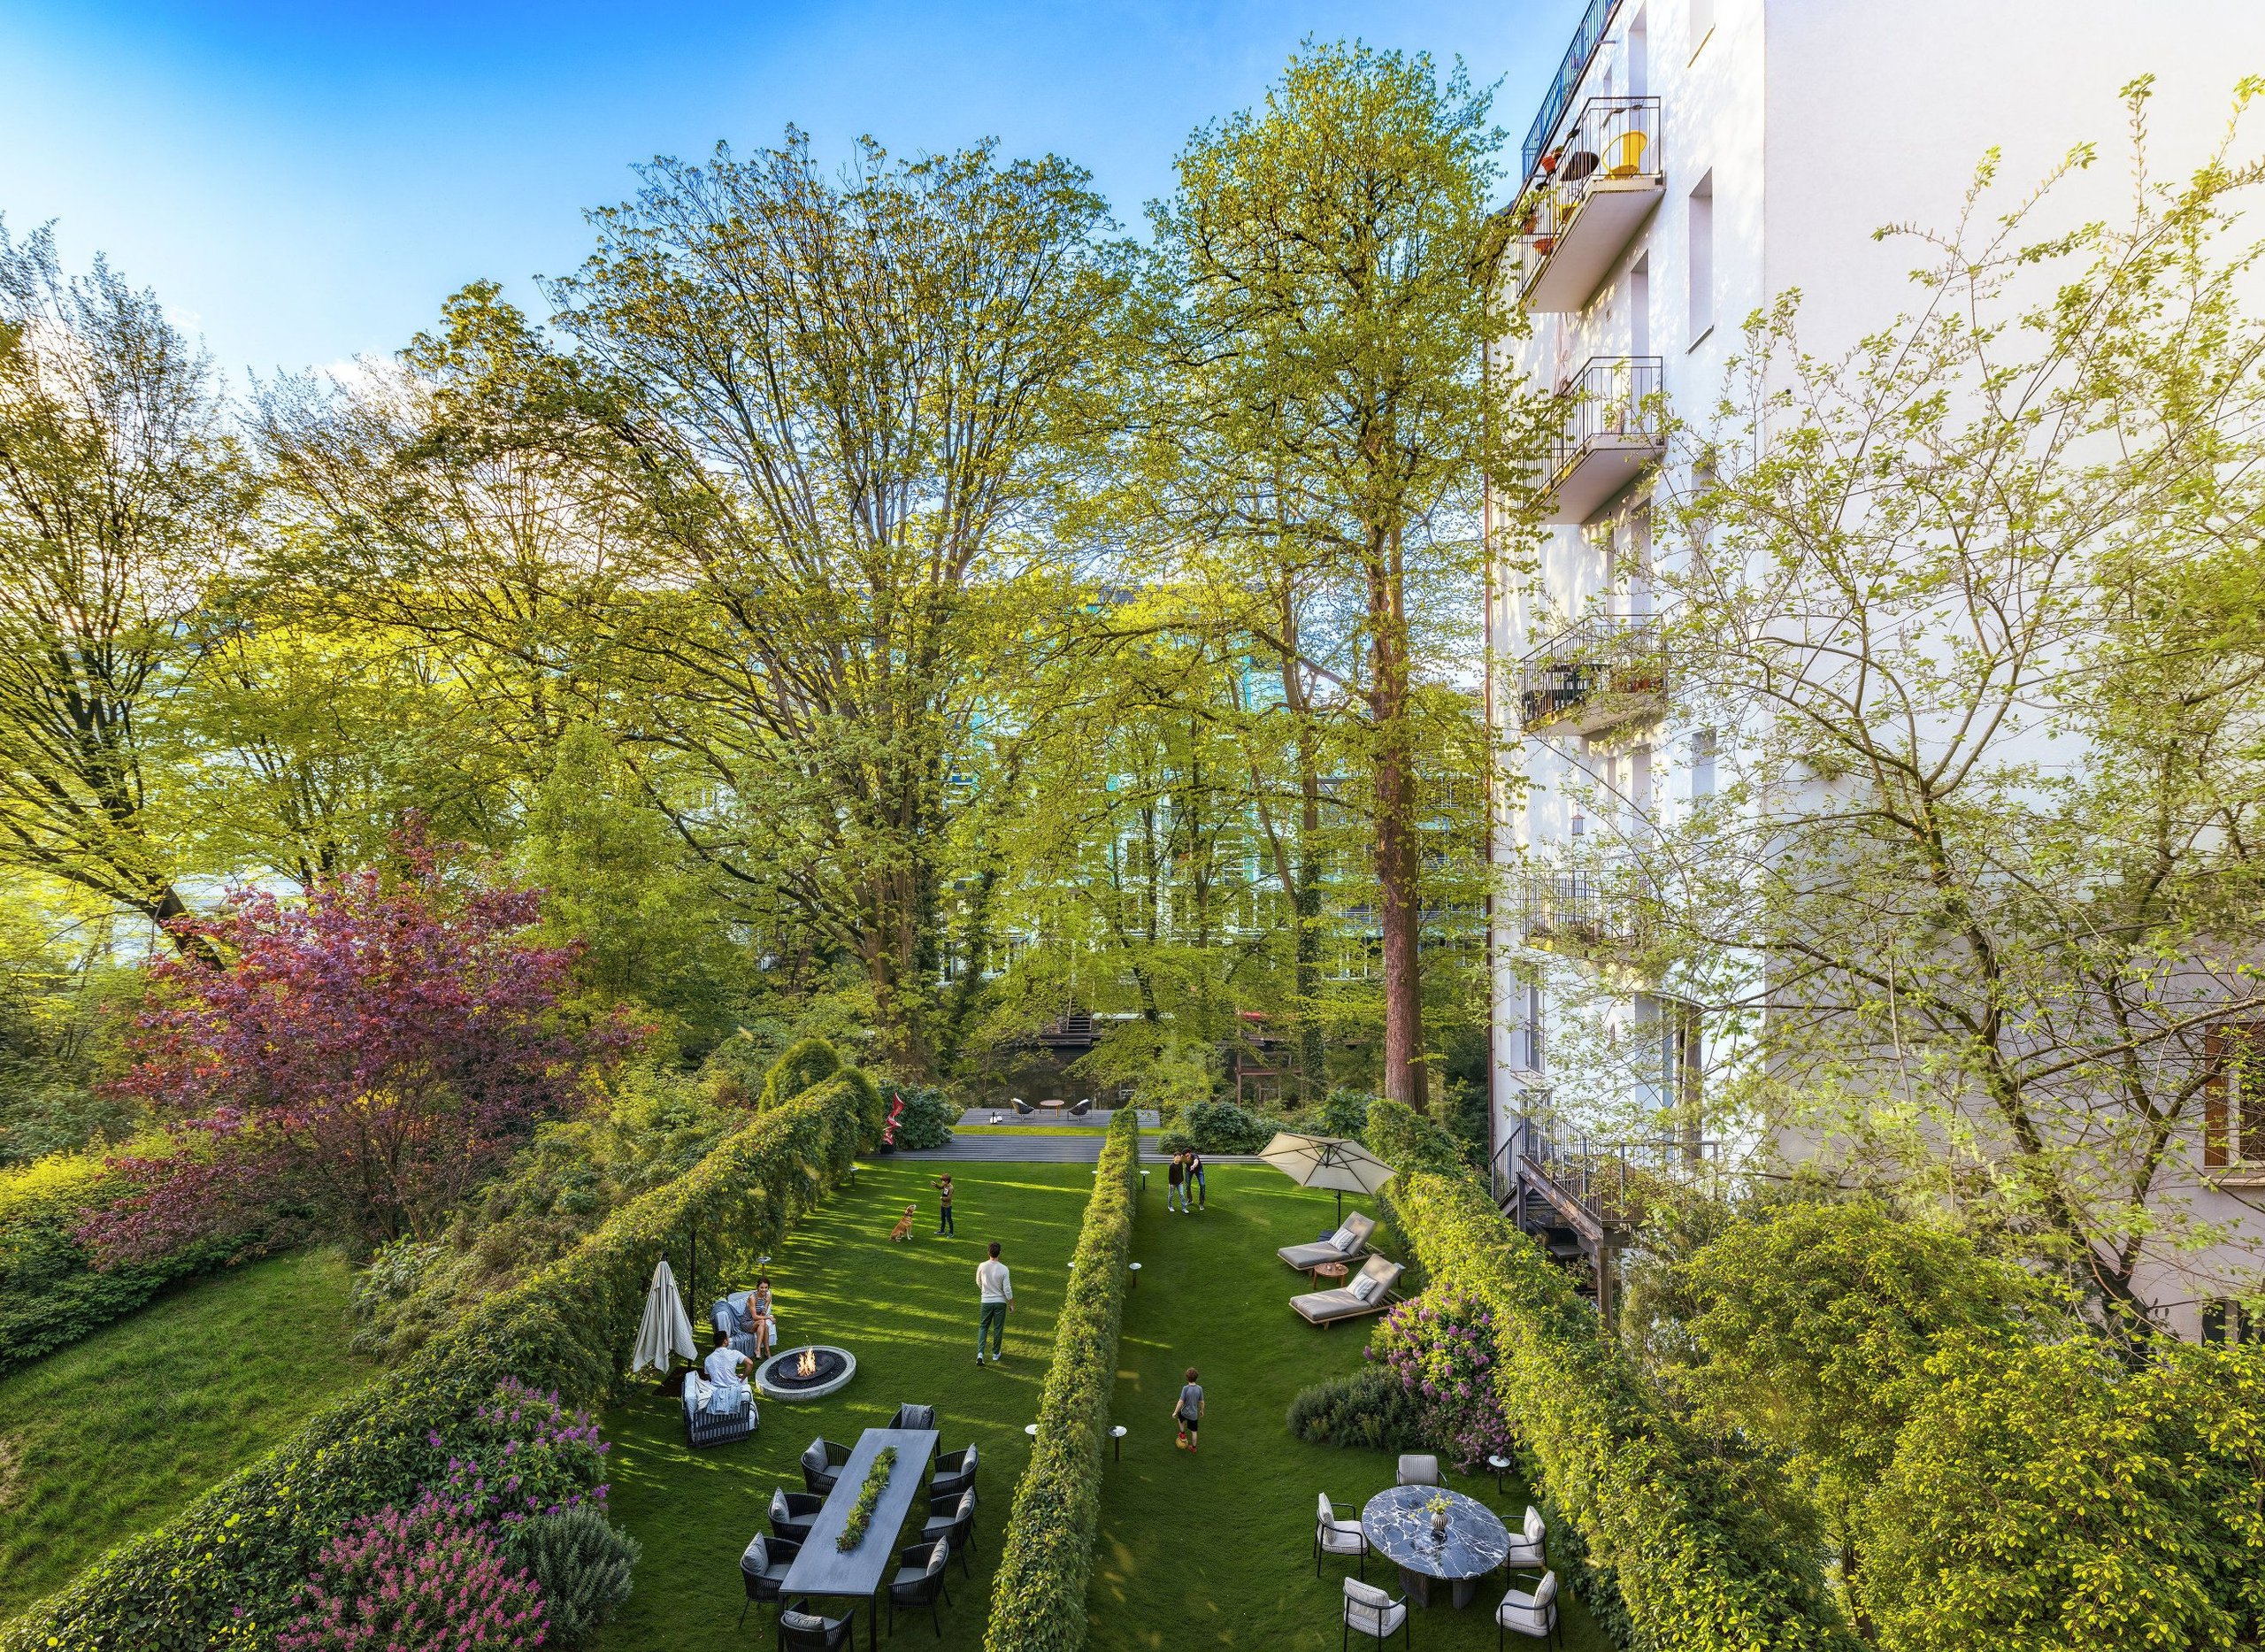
[1360,1485,1511,1610]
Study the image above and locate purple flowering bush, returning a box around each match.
[281,1379,615,1649]
[279,1493,548,1651]
[1368,1287,1515,1469]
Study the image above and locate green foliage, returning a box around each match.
[836,1447,899,1553]
[1363,1097,1467,1178]
[499,1505,639,1648]
[1315,1089,1372,1140]
[1169,1098,1273,1154]
[984,1107,1140,1652]
[1284,1364,1425,1453]
[758,1037,841,1112]
[0,1073,866,1649]
[0,1145,262,1376]
[886,1086,956,1151]
[1386,1170,1855,1652]
[1856,1336,2265,1652]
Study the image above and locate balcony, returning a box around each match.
[1516,96,1663,313]
[1517,869,1647,956]
[1518,611,1669,736]
[1539,356,1664,524]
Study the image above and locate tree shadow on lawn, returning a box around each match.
[1091,1166,1615,1652]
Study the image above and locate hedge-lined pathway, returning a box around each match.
[1090,1166,1616,1651]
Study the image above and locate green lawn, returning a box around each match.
[601,1161,1610,1651]
[1092,1168,1611,1651]
[0,1248,375,1622]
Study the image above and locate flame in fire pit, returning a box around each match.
[797,1348,818,1379]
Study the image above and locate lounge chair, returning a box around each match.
[681,1374,758,1448]
[1278,1211,1376,1273]
[1012,1099,1036,1117]
[1068,1098,1092,1116]
[1292,1255,1403,1328]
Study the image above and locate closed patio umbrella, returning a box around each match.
[632,1256,699,1380]
[1258,1132,1397,1224]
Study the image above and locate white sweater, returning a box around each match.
[977,1259,1013,1304]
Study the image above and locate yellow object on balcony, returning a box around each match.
[1608,130,1649,179]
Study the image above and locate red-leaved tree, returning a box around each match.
[82,836,635,1263]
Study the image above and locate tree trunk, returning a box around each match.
[1369,522,1426,1111]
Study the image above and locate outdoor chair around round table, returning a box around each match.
[1360,1485,1512,1610]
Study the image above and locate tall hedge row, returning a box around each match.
[1386,1172,1858,1652]
[983,1107,1140,1652]
[1,1064,869,1652]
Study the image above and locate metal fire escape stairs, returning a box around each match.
[1488,1117,1716,1320]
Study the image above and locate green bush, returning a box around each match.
[0,1145,261,1377]
[756,1037,840,1112]
[1286,1364,1425,1452]
[500,1504,640,1648]
[0,1072,867,1651]
[1363,1097,1466,1177]
[885,1087,956,1151]
[1171,1098,1273,1154]
[983,1107,1140,1652]
[1385,1171,1857,1652]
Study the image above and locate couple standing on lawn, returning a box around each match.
[1165,1149,1206,1213]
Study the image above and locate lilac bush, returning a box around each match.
[434,1378,611,1530]
[1367,1287,1515,1469]
[279,1492,548,1651]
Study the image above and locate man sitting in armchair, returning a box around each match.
[702,1333,754,1413]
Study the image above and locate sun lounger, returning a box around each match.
[1278,1211,1376,1272]
[1292,1255,1403,1327]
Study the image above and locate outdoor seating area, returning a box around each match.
[952,1105,1157,1130]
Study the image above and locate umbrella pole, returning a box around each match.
[1337,1187,1345,1224]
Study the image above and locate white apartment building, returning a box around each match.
[1483,0,2265,1337]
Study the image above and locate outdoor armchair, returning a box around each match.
[1342,1578,1411,1647]
[928,1444,978,1501]
[1278,1212,1375,1272]
[922,1487,977,1572]
[887,1538,955,1639]
[1292,1256,1403,1327]
[1315,1492,1369,1579]
[768,1487,825,1545]
[1504,1504,1547,1571]
[738,1532,800,1628]
[800,1435,854,1494]
[889,1402,938,1432]
[1012,1099,1036,1116]
[681,1375,757,1449]
[1068,1097,1093,1115]
[777,1600,856,1651]
[1395,1454,1441,1487]
[1496,1571,1561,1647]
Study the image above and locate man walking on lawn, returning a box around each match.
[976,1240,1012,1364]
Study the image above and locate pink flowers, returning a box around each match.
[1372,1289,1514,1470]
[279,1494,547,1652]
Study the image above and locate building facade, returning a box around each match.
[1484,0,2265,1338]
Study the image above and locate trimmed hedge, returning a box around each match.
[1386,1172,1858,1652]
[983,1107,1140,1652]
[1,1059,868,1651]
[0,1145,260,1377]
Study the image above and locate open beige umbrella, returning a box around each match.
[1259,1131,1396,1224]
[632,1256,699,1379]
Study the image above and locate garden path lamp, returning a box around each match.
[1258,1132,1396,1224]
[632,1256,699,1387]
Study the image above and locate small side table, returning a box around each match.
[1486,1454,1513,1494]
[1109,1425,1128,1461]
[1310,1260,1348,1284]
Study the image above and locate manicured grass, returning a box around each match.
[1091,1168,1614,1651]
[597,1160,1093,1651]
[0,1249,375,1622]
[601,1160,1612,1652]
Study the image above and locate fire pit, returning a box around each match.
[756,1343,856,1402]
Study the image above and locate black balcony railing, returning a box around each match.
[1492,1115,1721,1226]
[1518,869,1647,951]
[1516,96,1662,273]
[1519,611,1669,733]
[1521,0,1628,181]
[1547,356,1665,493]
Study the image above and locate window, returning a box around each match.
[1687,172,1715,344]
[2203,1024,2265,1165]
[1690,729,1717,800]
[1628,8,1649,96]
[1513,980,1546,1072]
[2202,1299,2249,1344]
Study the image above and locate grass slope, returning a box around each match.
[1091,1167,1614,1651]
[597,1159,1091,1651]
[0,1249,373,1622]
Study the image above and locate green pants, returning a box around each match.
[979,1301,1008,1358]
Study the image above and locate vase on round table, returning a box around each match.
[1430,1508,1448,1540]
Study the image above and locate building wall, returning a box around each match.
[1486,0,2265,1334]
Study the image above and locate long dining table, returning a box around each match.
[779,1425,941,1649]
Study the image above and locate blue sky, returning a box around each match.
[1,2,1578,381]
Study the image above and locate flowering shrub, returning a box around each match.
[1369,1287,1514,1470]
[279,1493,547,1652]
[430,1379,611,1530]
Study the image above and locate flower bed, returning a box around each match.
[982,1106,1140,1652]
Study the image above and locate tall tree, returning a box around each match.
[549,132,1127,1074]
[1148,43,1529,1109]
[0,223,250,950]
